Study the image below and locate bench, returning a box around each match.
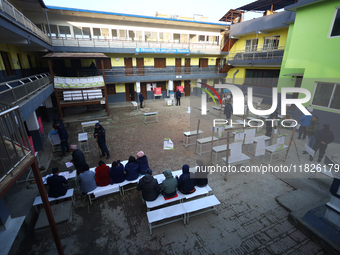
[183,195,220,224]
[183,130,204,148]
[212,144,228,164]
[131,101,138,111]
[81,120,99,132]
[33,188,75,207]
[153,94,163,100]
[87,184,120,204]
[247,135,271,155]
[221,141,250,166]
[196,136,219,156]
[144,112,158,124]
[263,144,288,164]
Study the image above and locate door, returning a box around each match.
[154,58,166,68]
[184,80,191,96]
[175,58,181,74]
[96,58,111,70]
[107,84,116,95]
[185,58,190,74]
[199,58,208,68]
[124,58,133,76]
[215,58,220,72]
[70,59,81,76]
[136,58,144,76]
[141,82,147,100]
[125,83,135,101]
[174,80,181,92]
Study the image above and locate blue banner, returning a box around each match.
[135,48,190,54]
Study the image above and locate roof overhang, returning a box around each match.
[285,0,326,12]
[283,73,304,76]
[43,52,109,59]
[236,0,296,12]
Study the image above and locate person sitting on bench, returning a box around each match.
[136,151,150,175]
[137,169,160,201]
[78,164,97,196]
[161,170,178,198]
[195,159,208,188]
[95,161,110,186]
[125,156,140,181]
[176,164,196,194]
[47,167,68,198]
[110,160,126,184]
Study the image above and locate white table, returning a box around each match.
[262,145,289,164]
[144,112,158,124]
[78,132,89,152]
[183,130,204,148]
[153,94,163,100]
[42,171,77,185]
[212,144,229,164]
[196,136,219,156]
[81,120,99,132]
[222,154,251,166]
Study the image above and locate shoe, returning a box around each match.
[100,154,106,158]
[317,158,322,163]
[302,151,308,154]
[309,156,313,161]
[106,154,110,159]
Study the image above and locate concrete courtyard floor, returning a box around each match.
[6,96,339,254]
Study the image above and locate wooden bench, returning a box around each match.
[196,136,219,156]
[144,112,158,124]
[81,120,99,132]
[183,130,204,148]
[33,188,75,207]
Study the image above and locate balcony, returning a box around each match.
[0,0,51,45]
[227,45,285,67]
[51,37,222,54]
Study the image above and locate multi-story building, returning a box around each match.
[278,0,340,142]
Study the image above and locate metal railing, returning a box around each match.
[227,45,285,61]
[100,66,221,77]
[0,102,32,182]
[51,37,221,53]
[0,0,51,44]
[0,73,52,105]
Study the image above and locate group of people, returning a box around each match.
[298,115,334,162]
[52,116,110,159]
[137,159,208,202]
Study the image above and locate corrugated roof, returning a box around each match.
[236,0,297,12]
[43,53,109,59]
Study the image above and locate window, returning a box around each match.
[93,28,101,38]
[199,35,205,42]
[330,8,340,37]
[128,30,135,41]
[245,69,279,87]
[112,29,117,38]
[136,31,143,41]
[1,51,14,77]
[119,30,126,39]
[159,32,164,42]
[35,23,43,31]
[45,24,58,37]
[189,34,196,43]
[181,34,188,43]
[73,26,82,37]
[145,31,151,41]
[59,26,71,36]
[312,82,340,110]
[82,27,91,38]
[101,28,109,39]
[245,39,258,52]
[173,33,180,43]
[263,36,280,50]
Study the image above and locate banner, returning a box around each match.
[54,76,105,88]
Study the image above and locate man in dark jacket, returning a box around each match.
[176,89,181,106]
[176,164,196,194]
[139,91,144,108]
[303,116,319,154]
[298,114,313,140]
[47,167,68,198]
[137,169,160,201]
[54,121,69,157]
[52,115,63,130]
[224,100,233,121]
[70,144,87,175]
[310,124,334,162]
[94,123,110,159]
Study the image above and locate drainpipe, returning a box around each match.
[232,69,239,84]
[44,8,51,39]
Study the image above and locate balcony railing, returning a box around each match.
[51,37,221,53]
[0,102,32,182]
[0,0,51,44]
[99,67,222,77]
[227,45,285,61]
[0,73,52,105]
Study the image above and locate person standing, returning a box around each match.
[47,167,68,198]
[176,89,181,106]
[310,124,334,162]
[70,144,87,175]
[139,91,144,108]
[54,121,69,157]
[224,100,233,121]
[94,123,110,159]
[303,116,319,154]
[298,114,313,140]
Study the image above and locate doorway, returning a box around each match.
[136,58,144,76]
[184,80,191,96]
[175,58,181,75]
[174,80,181,92]
[125,83,135,101]
[141,82,147,100]
[185,58,190,74]
[124,58,133,76]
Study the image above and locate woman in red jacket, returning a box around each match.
[95,161,110,186]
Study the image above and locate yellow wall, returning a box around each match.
[167,58,175,66]
[115,83,125,93]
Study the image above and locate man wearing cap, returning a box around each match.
[94,123,110,159]
[54,121,70,157]
[47,167,68,198]
[137,168,160,201]
[70,145,87,175]
[310,124,334,162]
